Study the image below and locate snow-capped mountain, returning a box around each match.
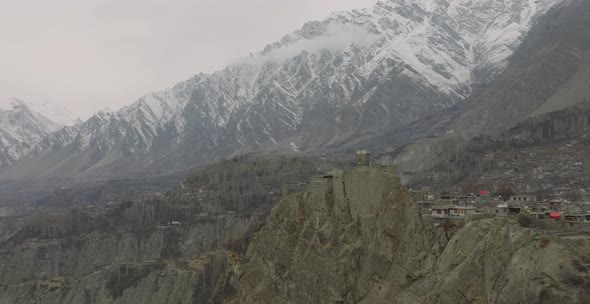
[0,98,65,167]
[1,0,562,179]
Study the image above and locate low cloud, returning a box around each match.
[246,22,381,64]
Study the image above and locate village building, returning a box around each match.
[457,195,477,205]
[509,195,536,202]
[438,194,457,204]
[489,201,538,216]
[508,204,523,215]
[564,214,590,222]
[431,206,450,219]
[449,206,477,218]
[431,205,477,219]
[490,203,510,216]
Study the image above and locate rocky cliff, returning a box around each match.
[0,155,338,303]
[0,205,256,304]
[0,252,226,304]
[220,166,589,304]
[0,215,255,286]
[0,164,588,303]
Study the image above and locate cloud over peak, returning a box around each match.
[245,22,382,64]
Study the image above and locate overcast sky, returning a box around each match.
[0,0,377,119]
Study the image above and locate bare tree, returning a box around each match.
[496,183,514,201]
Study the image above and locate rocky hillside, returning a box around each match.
[218,166,589,304]
[383,0,590,144]
[0,163,587,303]
[0,0,560,181]
[364,0,590,185]
[449,0,590,136]
[0,155,342,303]
[386,101,590,194]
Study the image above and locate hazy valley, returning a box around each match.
[0,0,589,303]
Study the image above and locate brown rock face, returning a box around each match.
[224,166,590,304]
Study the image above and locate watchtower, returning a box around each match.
[355,150,371,166]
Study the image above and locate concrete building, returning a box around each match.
[564,214,590,222]
[432,206,477,219]
[490,202,528,216]
[438,195,457,204]
[457,195,477,205]
[449,206,478,218]
[432,206,450,219]
[509,195,536,203]
[491,203,510,216]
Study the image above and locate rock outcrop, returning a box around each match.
[0,216,255,286]
[0,252,227,304]
[0,165,588,303]
[222,166,589,304]
[0,155,332,303]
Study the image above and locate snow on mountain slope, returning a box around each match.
[1,0,562,180]
[0,98,65,167]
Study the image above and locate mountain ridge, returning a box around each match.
[0,0,561,181]
[366,0,588,155]
[0,98,69,167]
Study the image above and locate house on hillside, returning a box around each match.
[490,202,527,216]
[449,206,477,218]
[432,206,450,219]
[509,195,536,203]
[564,214,590,222]
[432,206,477,219]
[457,195,477,205]
[491,203,510,216]
[438,194,457,204]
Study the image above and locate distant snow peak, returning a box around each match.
[249,22,382,64]
[0,98,79,126]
